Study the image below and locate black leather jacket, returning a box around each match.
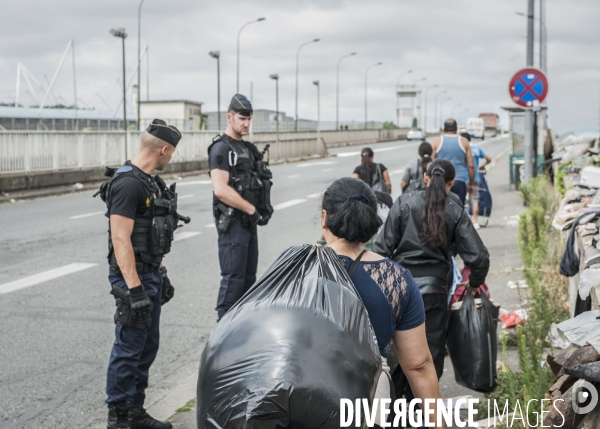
[373,190,490,286]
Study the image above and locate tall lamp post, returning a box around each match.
[313,80,320,151]
[336,52,357,130]
[423,84,438,133]
[237,17,266,93]
[433,90,447,132]
[395,70,413,127]
[364,62,382,130]
[209,51,221,131]
[137,0,145,130]
[295,38,320,131]
[269,74,279,159]
[411,77,426,127]
[110,28,128,132]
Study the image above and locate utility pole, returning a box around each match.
[209,51,221,130]
[269,74,279,159]
[524,0,535,182]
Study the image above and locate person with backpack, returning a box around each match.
[373,159,489,400]
[352,147,392,193]
[460,132,492,229]
[401,141,433,193]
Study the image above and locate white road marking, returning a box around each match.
[205,223,215,228]
[297,161,338,168]
[273,199,307,211]
[336,151,361,158]
[177,180,212,187]
[322,168,332,172]
[173,231,201,242]
[0,263,98,294]
[287,174,299,179]
[69,211,104,220]
[306,193,322,199]
[389,169,405,175]
[178,194,194,200]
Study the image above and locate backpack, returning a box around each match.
[371,163,390,193]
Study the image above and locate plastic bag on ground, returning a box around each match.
[196,245,381,429]
[447,286,500,393]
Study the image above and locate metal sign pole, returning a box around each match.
[523,0,535,183]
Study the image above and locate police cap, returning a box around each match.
[146,119,182,147]
[228,94,253,116]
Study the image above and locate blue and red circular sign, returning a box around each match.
[509,67,548,108]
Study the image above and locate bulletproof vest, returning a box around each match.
[208,135,273,226]
[95,162,180,273]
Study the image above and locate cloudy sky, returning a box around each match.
[1,0,598,134]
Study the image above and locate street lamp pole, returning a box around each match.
[209,51,221,131]
[295,38,320,131]
[411,77,426,127]
[336,52,356,130]
[313,80,320,152]
[137,0,145,130]
[395,70,412,127]
[423,84,438,133]
[110,28,128,133]
[364,62,382,130]
[269,74,279,159]
[524,0,535,181]
[433,90,447,132]
[237,17,266,93]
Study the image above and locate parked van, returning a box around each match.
[466,117,485,140]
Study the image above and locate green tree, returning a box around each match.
[412,117,418,128]
[382,121,397,129]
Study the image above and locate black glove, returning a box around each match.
[248,209,262,227]
[129,285,152,313]
[160,267,175,305]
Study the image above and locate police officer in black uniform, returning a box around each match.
[98,119,186,429]
[208,94,273,320]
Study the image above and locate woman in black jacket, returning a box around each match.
[373,159,490,396]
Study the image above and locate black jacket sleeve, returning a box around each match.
[454,210,490,286]
[373,196,403,258]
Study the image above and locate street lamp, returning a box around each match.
[137,0,145,130]
[336,52,357,130]
[515,8,546,73]
[209,51,221,131]
[295,38,320,131]
[395,70,412,127]
[440,97,452,124]
[423,84,438,133]
[110,28,128,132]
[451,103,462,118]
[237,17,266,93]
[313,80,320,150]
[433,90,447,132]
[411,78,426,127]
[364,62,382,130]
[269,73,279,159]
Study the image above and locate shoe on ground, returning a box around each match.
[473,223,480,230]
[128,407,172,429]
[107,407,129,429]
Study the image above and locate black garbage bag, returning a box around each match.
[197,245,381,429]
[446,287,500,393]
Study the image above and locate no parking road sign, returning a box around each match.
[509,67,548,108]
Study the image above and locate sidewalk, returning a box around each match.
[168,150,527,428]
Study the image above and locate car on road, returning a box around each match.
[406,127,426,141]
[466,117,485,140]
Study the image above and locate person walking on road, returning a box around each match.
[431,119,475,205]
[400,141,433,193]
[208,94,273,321]
[321,177,442,428]
[352,147,392,193]
[373,159,489,399]
[461,132,492,229]
[98,119,183,429]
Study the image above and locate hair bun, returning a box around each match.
[431,166,445,177]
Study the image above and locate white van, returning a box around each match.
[466,117,485,140]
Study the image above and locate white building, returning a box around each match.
[140,100,203,131]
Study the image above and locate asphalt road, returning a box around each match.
[0,136,510,428]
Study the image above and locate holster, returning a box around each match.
[215,203,236,233]
[110,285,153,329]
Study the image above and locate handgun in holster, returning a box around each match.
[215,203,236,233]
[110,285,153,329]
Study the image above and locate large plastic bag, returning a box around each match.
[447,286,500,393]
[196,245,381,429]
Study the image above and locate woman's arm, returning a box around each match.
[352,173,360,179]
[382,169,392,192]
[394,326,442,429]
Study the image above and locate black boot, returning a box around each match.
[128,408,172,429]
[107,406,129,429]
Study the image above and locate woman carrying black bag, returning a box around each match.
[352,147,392,193]
[321,177,442,428]
[373,159,490,399]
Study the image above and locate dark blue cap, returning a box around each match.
[229,94,253,116]
[146,119,181,147]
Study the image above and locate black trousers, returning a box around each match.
[215,218,258,320]
[450,180,467,206]
[392,293,448,401]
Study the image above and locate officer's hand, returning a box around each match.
[160,267,175,306]
[248,209,262,227]
[129,285,152,312]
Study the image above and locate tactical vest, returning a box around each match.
[95,162,185,274]
[208,135,273,226]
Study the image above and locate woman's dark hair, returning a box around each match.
[418,142,433,172]
[360,147,374,171]
[421,159,455,248]
[322,177,382,244]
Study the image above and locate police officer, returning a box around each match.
[99,119,183,429]
[208,94,273,320]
